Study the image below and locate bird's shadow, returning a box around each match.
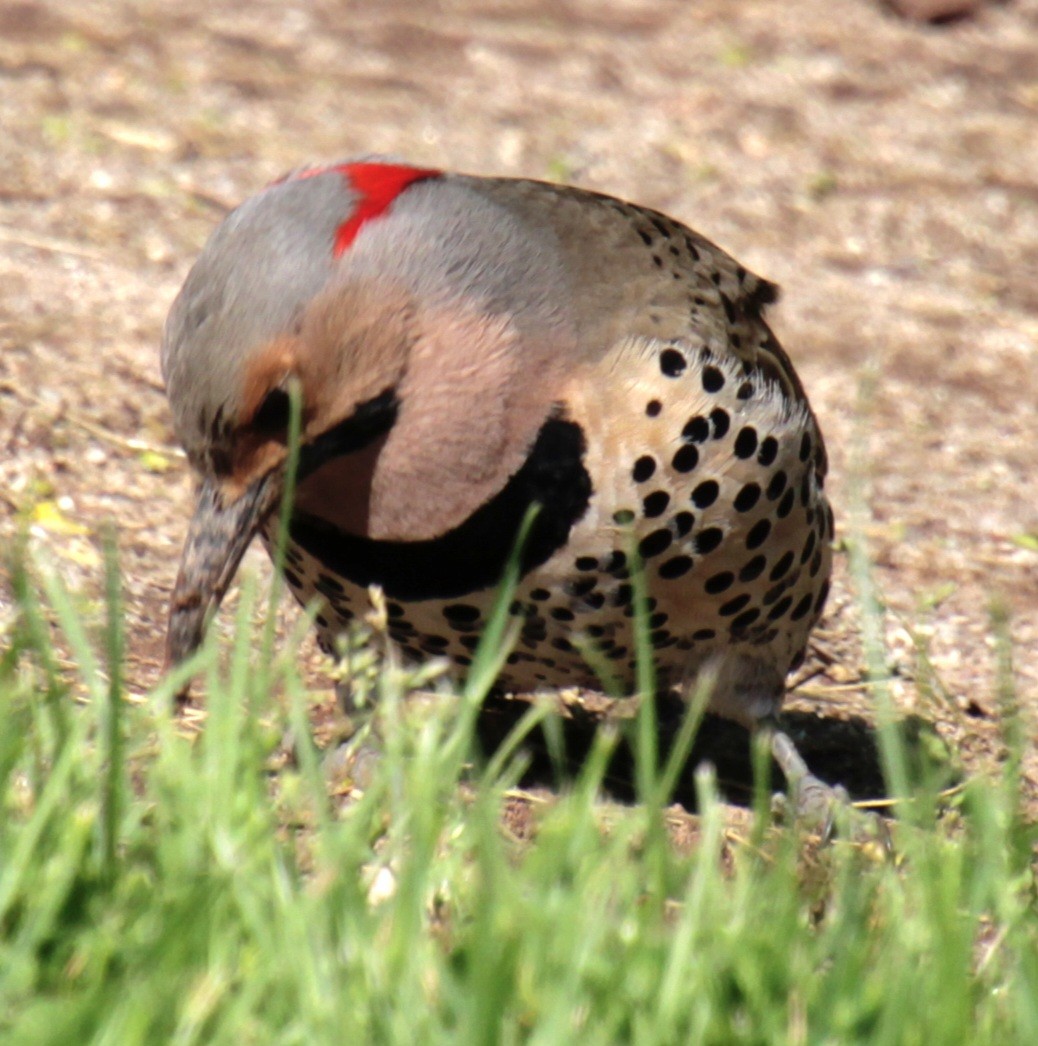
[475,693,888,810]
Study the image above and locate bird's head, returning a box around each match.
[160,161,571,681]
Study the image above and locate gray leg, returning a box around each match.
[766,720,848,827]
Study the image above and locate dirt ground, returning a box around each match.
[1,0,1036,813]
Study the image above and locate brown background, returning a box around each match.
[1,0,1036,804]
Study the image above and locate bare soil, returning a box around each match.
[2,0,1036,817]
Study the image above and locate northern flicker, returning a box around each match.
[162,160,837,812]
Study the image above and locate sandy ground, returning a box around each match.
[1,0,1036,812]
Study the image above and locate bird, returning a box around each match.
[161,159,837,813]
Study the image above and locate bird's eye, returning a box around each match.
[252,387,291,435]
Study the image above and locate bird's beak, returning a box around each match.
[164,470,281,694]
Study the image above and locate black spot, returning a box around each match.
[643,491,671,518]
[672,444,699,473]
[646,399,662,417]
[649,612,669,628]
[632,456,656,483]
[673,511,695,537]
[454,654,472,666]
[767,596,793,621]
[637,228,653,246]
[709,408,730,439]
[762,582,786,606]
[692,628,716,641]
[702,366,725,393]
[734,427,758,459]
[639,529,673,559]
[523,618,547,641]
[659,555,693,580]
[386,602,405,618]
[769,551,794,582]
[651,630,675,647]
[720,293,737,324]
[316,573,345,595]
[614,509,635,525]
[443,603,481,623]
[738,555,767,582]
[790,594,814,622]
[650,216,672,238]
[696,527,724,554]
[800,530,817,565]
[691,480,719,508]
[746,519,771,550]
[809,551,823,578]
[790,648,806,671]
[606,645,628,660]
[757,437,779,467]
[682,416,710,443]
[291,416,591,602]
[575,556,598,572]
[566,576,598,597]
[652,254,664,269]
[315,614,329,629]
[683,235,701,260]
[605,550,627,574]
[551,607,575,622]
[766,470,788,500]
[283,568,303,590]
[733,483,761,513]
[552,637,573,653]
[530,588,550,601]
[613,584,634,608]
[705,571,734,594]
[719,593,750,617]
[730,608,761,633]
[660,348,687,377]
[816,578,831,612]
[799,432,813,462]
[585,624,606,638]
[736,382,754,400]
[777,490,795,519]
[581,589,606,609]
[422,635,450,649]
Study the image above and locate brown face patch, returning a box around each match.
[364,300,565,541]
[223,337,303,497]
[220,281,418,501]
[294,433,389,536]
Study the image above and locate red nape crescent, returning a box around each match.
[287,161,441,256]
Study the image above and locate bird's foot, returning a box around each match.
[324,686,459,793]
[768,727,889,849]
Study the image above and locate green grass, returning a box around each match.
[2,542,1037,1045]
